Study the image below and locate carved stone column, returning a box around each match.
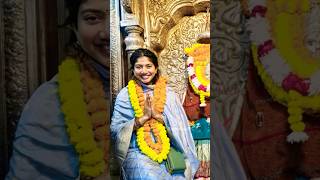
[0,0,54,177]
[123,25,144,68]
[211,0,250,136]
[110,0,125,101]
[1,0,29,178]
[0,0,8,178]
[110,0,144,100]
[109,0,124,177]
[3,0,29,142]
[119,0,144,81]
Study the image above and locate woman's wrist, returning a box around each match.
[134,116,148,130]
[134,118,141,130]
[155,114,164,124]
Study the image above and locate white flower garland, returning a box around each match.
[247,0,320,142]
[247,0,320,96]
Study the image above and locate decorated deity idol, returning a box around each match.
[183,42,211,179]
[234,0,320,179]
[184,29,247,179]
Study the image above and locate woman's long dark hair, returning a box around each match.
[63,0,83,43]
[130,48,161,84]
[60,0,92,62]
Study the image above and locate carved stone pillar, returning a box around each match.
[211,0,250,136]
[0,0,56,178]
[110,0,125,101]
[109,0,124,177]
[0,0,8,178]
[123,25,144,71]
[3,0,29,143]
[118,0,144,81]
[110,0,143,101]
[124,25,144,56]
[1,0,29,177]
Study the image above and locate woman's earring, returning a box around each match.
[71,40,85,58]
[73,40,81,50]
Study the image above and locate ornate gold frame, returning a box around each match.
[110,0,210,101]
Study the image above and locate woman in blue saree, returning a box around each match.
[111,48,199,179]
[6,0,110,179]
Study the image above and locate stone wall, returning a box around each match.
[0,0,59,178]
[0,0,30,177]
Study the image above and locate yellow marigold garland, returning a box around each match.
[128,80,144,118]
[80,61,110,173]
[273,0,310,14]
[58,57,107,177]
[136,120,170,163]
[196,66,209,86]
[128,77,170,163]
[270,5,320,78]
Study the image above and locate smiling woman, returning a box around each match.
[75,0,108,67]
[111,48,199,179]
[131,49,159,85]
[5,0,110,179]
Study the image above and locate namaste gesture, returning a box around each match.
[135,94,164,128]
